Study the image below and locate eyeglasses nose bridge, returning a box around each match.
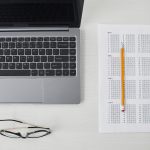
[19,132,29,139]
[25,133,28,138]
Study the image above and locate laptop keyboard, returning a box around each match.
[0,37,76,76]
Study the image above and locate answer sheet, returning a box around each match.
[99,24,150,133]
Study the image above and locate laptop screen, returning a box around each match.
[0,0,84,28]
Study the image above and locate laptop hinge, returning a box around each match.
[0,27,69,32]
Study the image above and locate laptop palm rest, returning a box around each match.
[0,79,43,103]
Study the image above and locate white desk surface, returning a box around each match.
[1,0,150,149]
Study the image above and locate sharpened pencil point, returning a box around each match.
[121,43,123,49]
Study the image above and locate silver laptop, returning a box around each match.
[0,0,84,104]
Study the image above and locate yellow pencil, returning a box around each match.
[120,43,125,112]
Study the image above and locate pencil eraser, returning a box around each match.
[121,110,124,112]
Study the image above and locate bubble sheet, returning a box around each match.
[99,24,150,132]
[142,104,150,123]
[125,34,135,53]
[126,104,136,124]
[110,34,120,53]
[141,34,150,53]
[142,57,150,76]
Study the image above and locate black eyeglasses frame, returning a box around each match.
[0,119,51,139]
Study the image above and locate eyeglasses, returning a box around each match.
[0,119,51,139]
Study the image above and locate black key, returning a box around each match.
[70,42,76,48]
[39,49,45,55]
[63,63,69,69]
[70,56,76,62]
[70,37,76,41]
[44,37,49,41]
[3,63,8,69]
[58,42,68,48]
[2,43,8,48]
[34,56,40,62]
[6,56,12,62]
[13,56,19,62]
[0,38,5,42]
[56,70,62,76]
[27,56,33,62]
[50,37,56,41]
[48,56,54,62]
[32,49,38,55]
[23,42,29,48]
[63,37,68,41]
[70,49,76,55]
[20,56,26,62]
[70,63,76,69]
[31,37,36,41]
[41,56,47,62]
[16,63,22,69]
[32,70,37,76]
[44,63,50,69]
[46,70,55,76]
[30,63,36,69]
[39,70,44,76]
[9,42,15,48]
[0,56,5,62]
[25,37,30,41]
[12,38,17,42]
[0,43,1,48]
[0,70,30,76]
[60,49,68,55]
[11,49,17,55]
[63,70,69,76]
[38,37,43,41]
[9,63,15,69]
[53,49,59,55]
[5,49,10,55]
[16,42,22,48]
[37,63,43,69]
[55,56,68,62]
[51,42,56,48]
[57,37,62,41]
[70,70,76,76]
[30,42,36,48]
[51,63,62,69]
[25,49,31,55]
[18,37,24,42]
[44,42,49,48]
[23,63,29,69]
[46,49,52,55]
[18,49,24,55]
[6,38,11,42]
[0,49,3,55]
[37,42,42,48]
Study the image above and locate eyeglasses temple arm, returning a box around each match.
[22,122,39,127]
[23,122,50,132]
[28,127,51,132]
[0,127,28,131]
[0,120,50,132]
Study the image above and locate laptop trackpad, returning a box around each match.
[0,79,43,103]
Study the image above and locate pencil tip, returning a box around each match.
[121,43,123,48]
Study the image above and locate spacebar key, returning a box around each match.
[0,70,30,76]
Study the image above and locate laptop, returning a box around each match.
[0,0,84,104]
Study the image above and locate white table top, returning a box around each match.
[1,0,150,149]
